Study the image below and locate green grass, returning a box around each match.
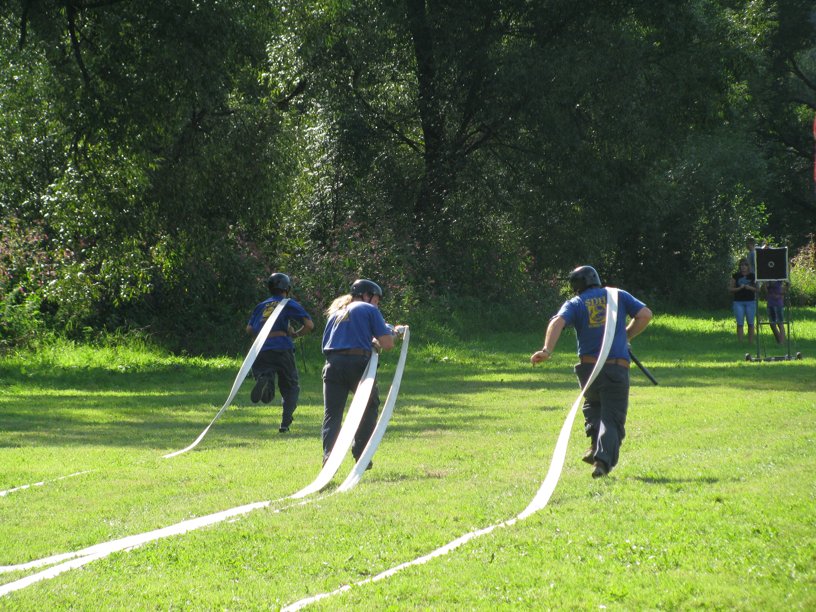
[1,308,815,610]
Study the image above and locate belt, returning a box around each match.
[329,348,371,356]
[267,331,288,338]
[580,355,630,368]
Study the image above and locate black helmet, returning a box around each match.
[568,265,602,293]
[350,279,383,298]
[267,272,291,292]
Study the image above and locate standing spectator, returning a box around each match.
[530,265,652,478]
[765,279,787,344]
[729,259,758,343]
[320,279,401,469]
[246,273,314,432]
[745,236,757,273]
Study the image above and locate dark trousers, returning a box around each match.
[322,354,380,461]
[575,362,630,470]
[252,349,300,423]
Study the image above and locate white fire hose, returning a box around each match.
[163,298,290,458]
[280,291,619,611]
[0,326,412,598]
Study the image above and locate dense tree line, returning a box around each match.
[1,1,815,353]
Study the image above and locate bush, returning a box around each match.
[789,237,816,306]
[0,216,54,350]
[0,288,49,351]
[282,220,419,328]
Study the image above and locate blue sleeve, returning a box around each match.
[621,291,646,318]
[556,298,580,327]
[247,301,268,334]
[284,300,312,322]
[367,305,392,338]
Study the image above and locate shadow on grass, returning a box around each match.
[1,312,813,451]
[0,361,507,449]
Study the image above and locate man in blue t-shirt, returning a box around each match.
[530,266,652,478]
[745,236,757,274]
[320,279,401,468]
[246,272,314,432]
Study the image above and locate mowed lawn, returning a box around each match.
[0,308,814,610]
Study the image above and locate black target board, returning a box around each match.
[754,247,789,281]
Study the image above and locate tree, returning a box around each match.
[1,1,296,350]
[273,0,784,304]
[3,0,813,348]
[744,0,816,243]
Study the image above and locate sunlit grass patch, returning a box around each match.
[0,308,814,608]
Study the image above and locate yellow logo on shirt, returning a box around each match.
[262,304,276,321]
[586,296,607,328]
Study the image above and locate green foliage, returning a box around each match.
[273,0,806,306]
[132,226,271,355]
[0,2,292,351]
[0,291,47,351]
[0,217,51,348]
[790,237,816,306]
[607,130,772,310]
[739,0,816,241]
[1,1,814,352]
[279,219,419,326]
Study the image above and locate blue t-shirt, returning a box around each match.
[556,287,646,361]
[322,301,391,353]
[247,297,312,351]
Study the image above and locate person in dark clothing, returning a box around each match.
[728,258,758,343]
[246,273,314,432]
[530,266,652,478]
[320,279,401,468]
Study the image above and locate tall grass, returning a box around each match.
[0,308,814,609]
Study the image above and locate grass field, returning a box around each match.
[0,308,815,610]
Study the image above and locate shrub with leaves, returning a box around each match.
[790,236,816,306]
[0,217,54,348]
